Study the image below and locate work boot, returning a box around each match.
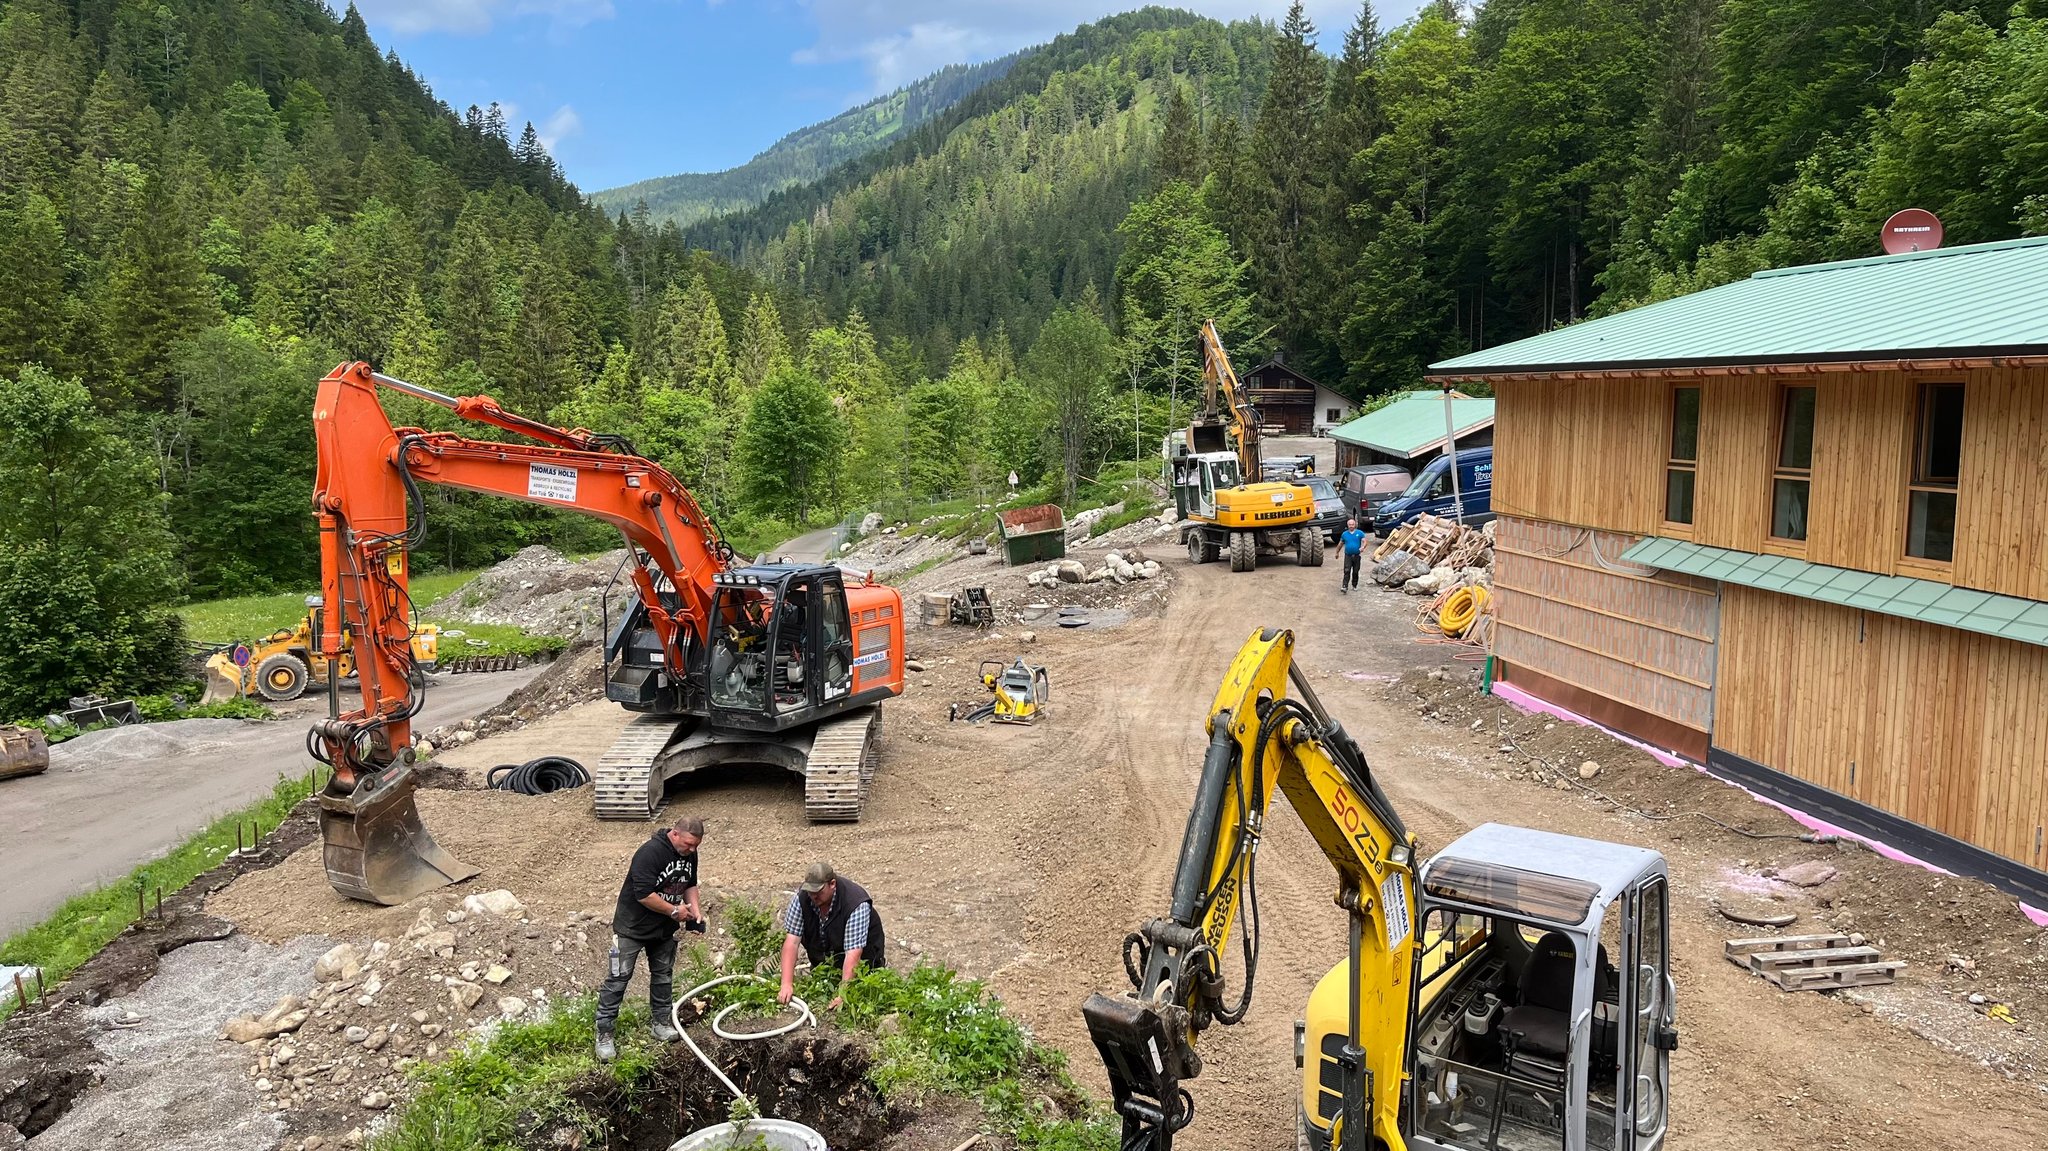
[651,1020,682,1043]
[594,1028,617,1062]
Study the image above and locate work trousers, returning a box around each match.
[1342,551,1363,589]
[595,931,676,1031]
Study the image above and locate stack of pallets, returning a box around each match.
[1724,933,1905,991]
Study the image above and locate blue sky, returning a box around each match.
[350,1,1422,193]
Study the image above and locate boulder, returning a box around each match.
[1777,861,1837,888]
[313,944,362,984]
[484,964,513,985]
[859,512,884,535]
[343,1025,370,1044]
[1577,760,1601,780]
[448,980,485,1010]
[462,890,525,918]
[413,930,457,958]
[1371,550,1428,586]
[1054,559,1087,584]
[222,996,310,1043]
[498,996,528,1019]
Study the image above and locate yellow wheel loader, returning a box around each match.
[1082,628,1677,1151]
[1172,322,1321,572]
[203,616,441,704]
[949,658,1050,724]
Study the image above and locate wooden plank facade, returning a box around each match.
[1493,367,2048,600]
[1485,366,2048,893]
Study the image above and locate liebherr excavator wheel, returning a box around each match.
[1228,531,1256,572]
[1297,527,1325,567]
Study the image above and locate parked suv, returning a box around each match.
[1338,463,1412,522]
[1300,474,1349,543]
[1368,447,1494,534]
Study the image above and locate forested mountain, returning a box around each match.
[6,0,2048,714]
[592,56,1020,226]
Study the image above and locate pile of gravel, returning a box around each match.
[423,547,627,641]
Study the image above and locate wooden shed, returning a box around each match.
[1329,391,1495,472]
[1429,235,2048,906]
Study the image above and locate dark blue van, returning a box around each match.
[1368,446,1494,534]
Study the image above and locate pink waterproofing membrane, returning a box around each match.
[1487,681,2048,928]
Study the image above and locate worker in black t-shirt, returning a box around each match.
[595,816,705,1062]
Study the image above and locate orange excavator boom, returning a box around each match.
[308,362,746,904]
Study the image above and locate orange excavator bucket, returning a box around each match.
[318,763,478,905]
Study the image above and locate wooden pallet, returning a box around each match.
[1724,934,1904,991]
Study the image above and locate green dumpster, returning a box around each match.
[997,504,1067,566]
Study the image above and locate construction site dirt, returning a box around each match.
[7,541,2046,1150]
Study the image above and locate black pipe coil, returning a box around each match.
[487,756,590,795]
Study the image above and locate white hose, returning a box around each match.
[671,973,816,1105]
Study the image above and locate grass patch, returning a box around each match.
[1087,501,1166,537]
[0,769,319,1025]
[436,622,569,661]
[886,554,953,585]
[373,899,1116,1151]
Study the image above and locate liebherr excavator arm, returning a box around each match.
[308,362,739,905]
[1082,627,1419,1151]
[1193,319,1267,478]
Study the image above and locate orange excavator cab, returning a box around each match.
[309,363,905,904]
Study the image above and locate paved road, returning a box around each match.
[770,519,850,564]
[0,667,543,936]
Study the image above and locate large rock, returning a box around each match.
[448,980,485,1010]
[461,890,525,918]
[313,944,363,983]
[1777,861,1837,888]
[1054,559,1087,584]
[222,996,309,1043]
[1372,549,1429,586]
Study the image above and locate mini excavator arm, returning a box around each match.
[308,362,735,904]
[1082,627,1419,1151]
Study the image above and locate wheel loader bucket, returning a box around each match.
[200,652,245,705]
[319,762,479,905]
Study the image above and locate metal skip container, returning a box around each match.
[996,504,1068,566]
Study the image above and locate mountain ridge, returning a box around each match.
[591,55,1021,225]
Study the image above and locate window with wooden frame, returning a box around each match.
[1769,386,1816,542]
[1905,383,1965,562]
[1664,386,1701,526]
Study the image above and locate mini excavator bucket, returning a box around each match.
[319,762,478,905]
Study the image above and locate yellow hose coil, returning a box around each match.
[1438,585,1490,637]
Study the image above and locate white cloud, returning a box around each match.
[795,1,1380,95]
[354,0,615,36]
[537,105,584,151]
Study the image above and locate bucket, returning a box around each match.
[669,1119,828,1151]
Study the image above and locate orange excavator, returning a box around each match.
[309,363,906,905]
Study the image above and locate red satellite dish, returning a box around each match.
[1881,208,1944,255]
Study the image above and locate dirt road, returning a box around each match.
[771,520,849,564]
[182,541,2048,1150]
[0,667,541,936]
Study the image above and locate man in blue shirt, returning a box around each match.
[1339,518,1369,593]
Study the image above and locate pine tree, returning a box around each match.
[0,193,69,369]
[440,200,505,370]
[97,176,216,409]
[736,292,792,393]
[1158,82,1202,184]
[1249,2,1328,355]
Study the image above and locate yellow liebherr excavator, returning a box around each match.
[1171,322,1321,572]
[1083,629,1679,1151]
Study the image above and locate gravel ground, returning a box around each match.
[49,719,256,765]
[29,935,332,1151]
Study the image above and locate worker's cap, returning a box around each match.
[800,861,836,894]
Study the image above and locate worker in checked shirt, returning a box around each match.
[777,860,887,1010]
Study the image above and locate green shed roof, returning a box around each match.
[1330,392,1495,458]
[1619,537,2048,648]
[1429,234,2048,376]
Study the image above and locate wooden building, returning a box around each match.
[1429,235,2048,905]
[1329,391,1495,472]
[1242,356,1352,435]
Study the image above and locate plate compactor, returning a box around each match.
[949,659,1050,725]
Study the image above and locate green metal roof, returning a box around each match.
[1429,234,2048,376]
[1330,392,1495,458]
[1619,537,2048,648]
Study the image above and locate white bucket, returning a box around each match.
[669,1118,828,1151]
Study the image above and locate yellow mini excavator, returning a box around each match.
[1171,322,1321,572]
[1083,628,1678,1151]
[949,658,1050,725]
